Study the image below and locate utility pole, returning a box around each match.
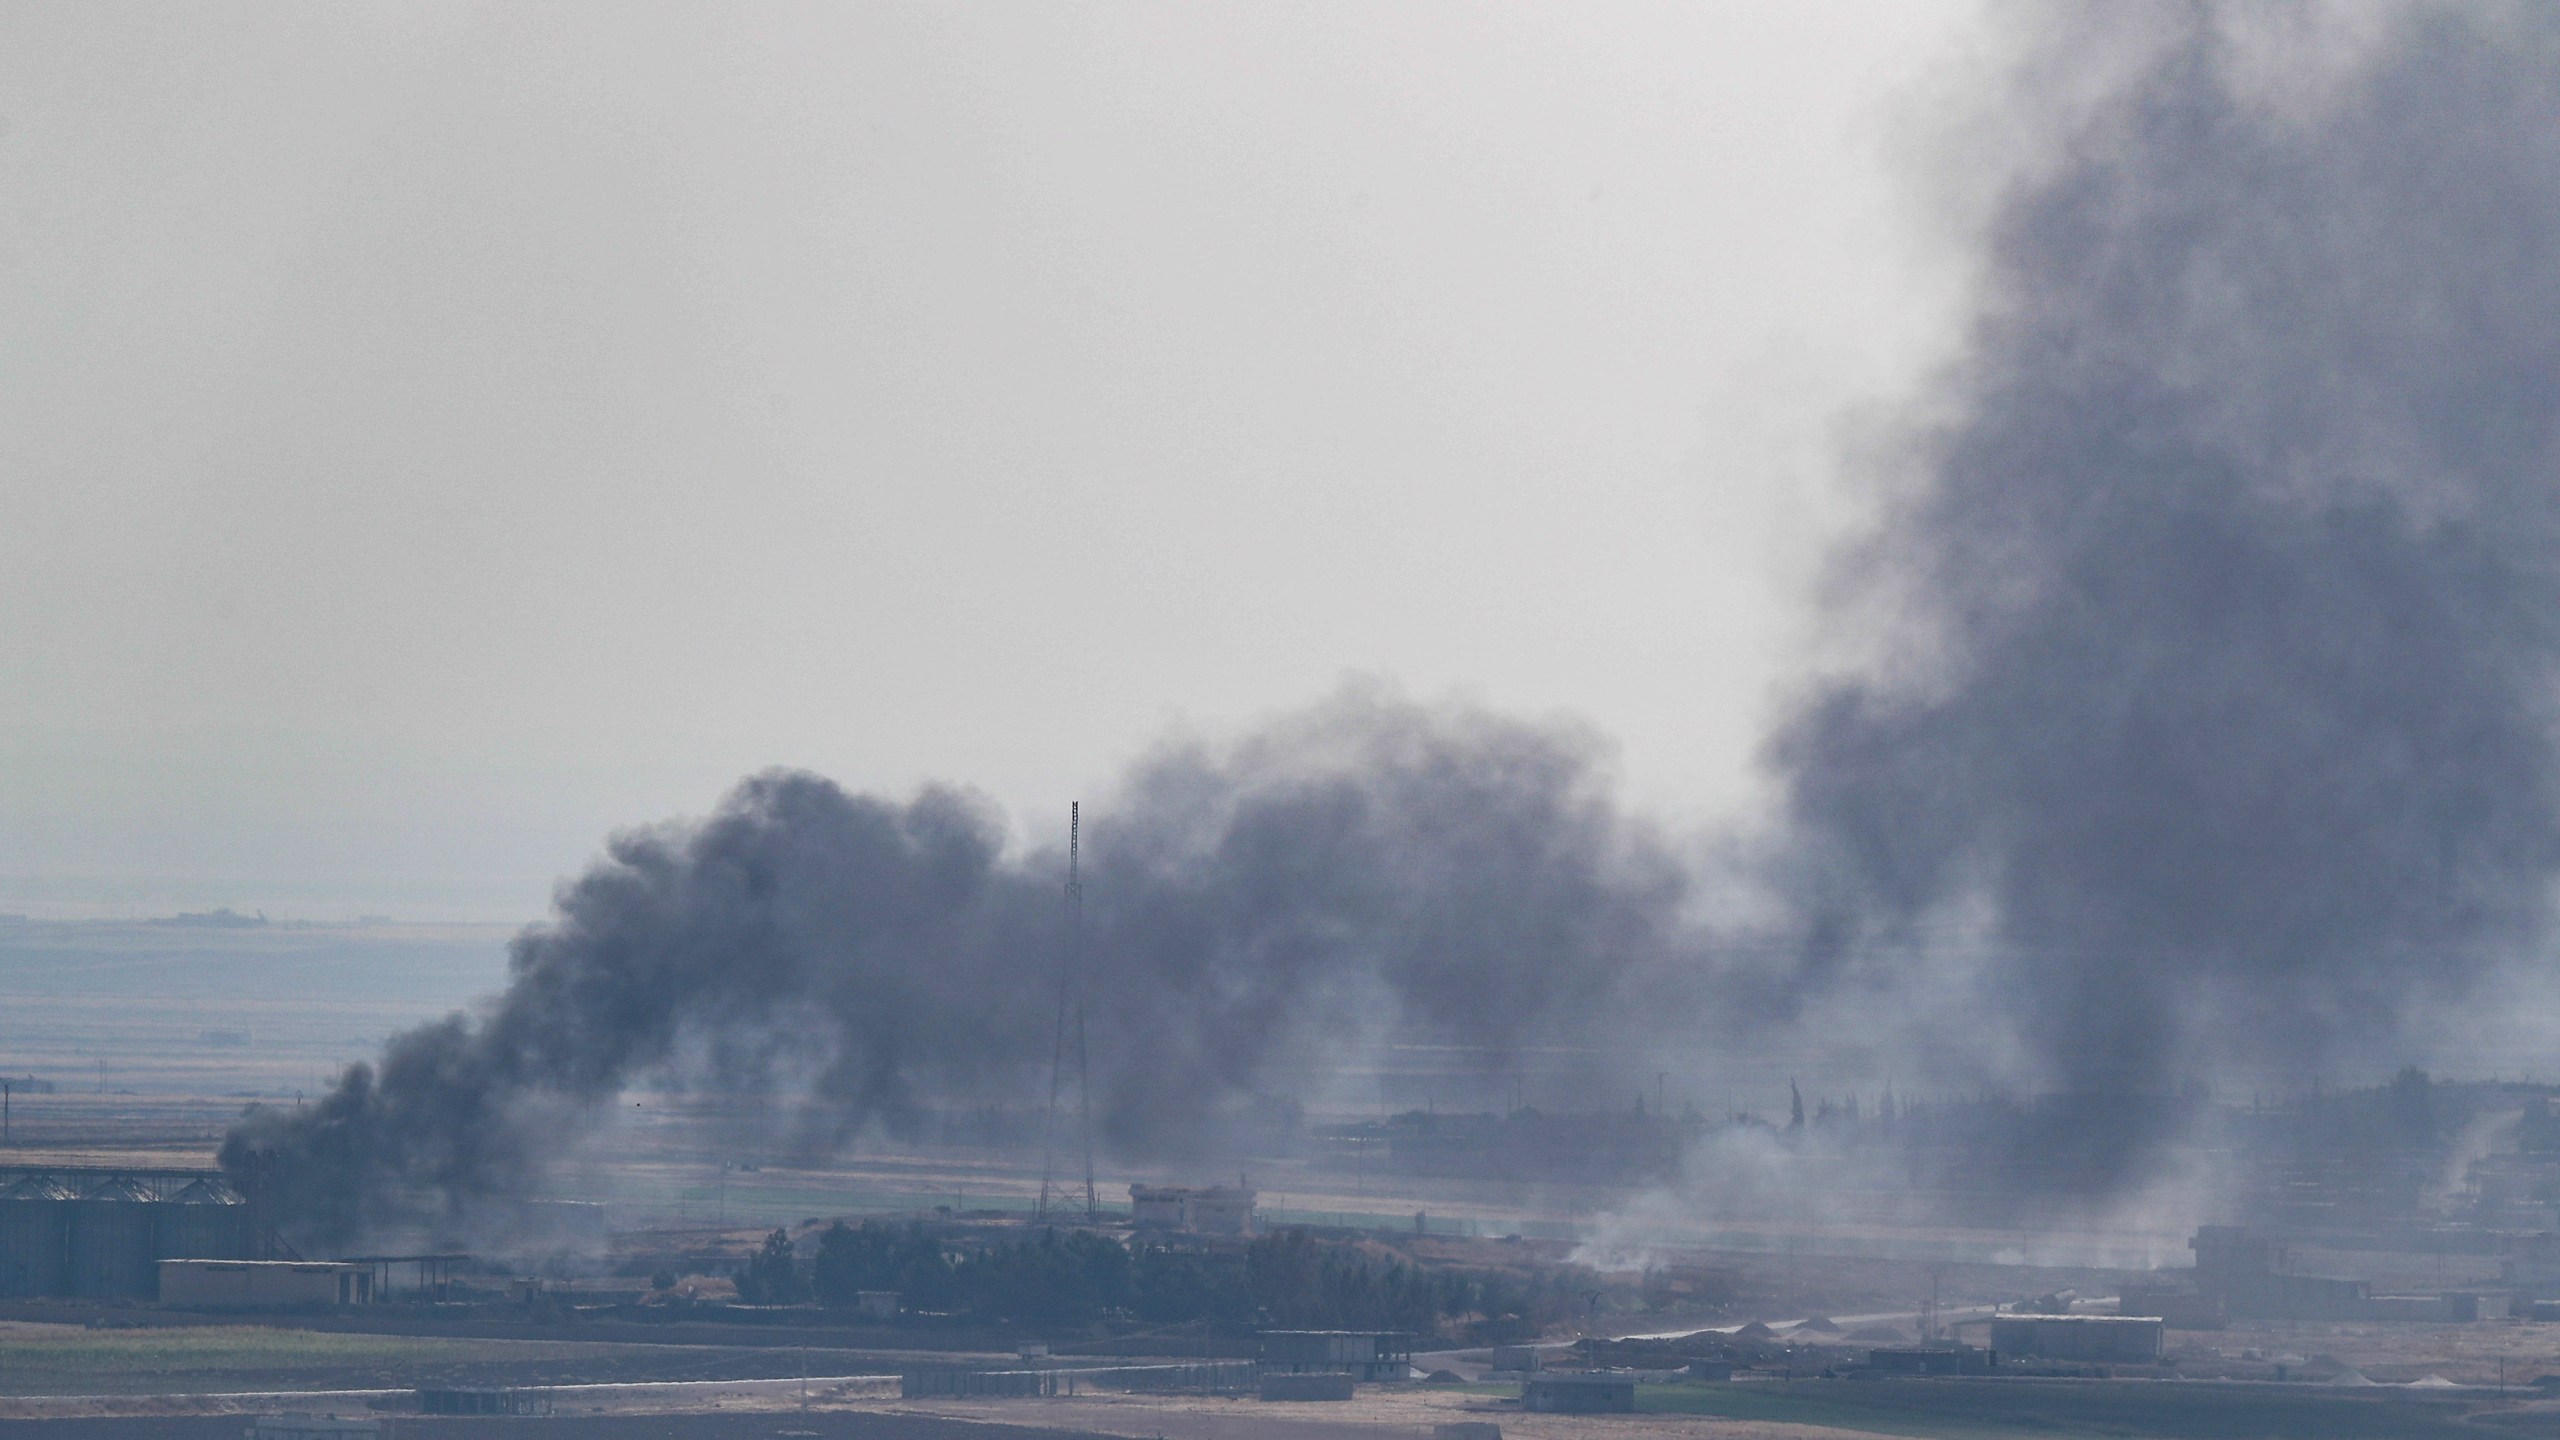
[1038,803,1099,1222]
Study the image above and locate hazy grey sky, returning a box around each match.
[0,2,1978,920]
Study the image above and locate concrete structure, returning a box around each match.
[2117,1283,2226,1330]
[2189,1226,2370,1320]
[2450,1291,2514,1321]
[1258,1331,1412,1382]
[1522,1375,1636,1413]
[857,1289,900,1320]
[1129,1183,1256,1236]
[1258,1372,1356,1400]
[2361,1291,2513,1322]
[1988,1315,2164,1363]
[1436,1424,1502,1440]
[1130,1186,1184,1227]
[2182,1226,2504,1322]
[1489,1345,1542,1373]
[160,1259,372,1308]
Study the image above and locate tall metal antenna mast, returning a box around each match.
[1070,805,1097,1220]
[1037,803,1099,1221]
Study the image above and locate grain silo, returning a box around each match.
[68,1176,159,1298]
[0,1176,73,1296]
[157,1176,253,1263]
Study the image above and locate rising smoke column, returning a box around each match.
[222,5,2560,1237]
[1772,3,2560,1124]
[225,692,1691,1241]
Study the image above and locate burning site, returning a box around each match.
[13,3,2560,1436]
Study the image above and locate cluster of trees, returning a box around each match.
[731,1221,1560,1331]
[734,1227,807,1304]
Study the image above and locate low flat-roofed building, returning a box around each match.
[1129,1183,1256,1235]
[1988,1314,2163,1363]
[159,1259,372,1309]
[1259,1330,1413,1381]
[1185,1185,1254,1235]
[1130,1185,1188,1228]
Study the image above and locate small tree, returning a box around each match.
[734,1228,806,1304]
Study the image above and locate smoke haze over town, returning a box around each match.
[206,1,2560,1240]
[22,10,2560,1432]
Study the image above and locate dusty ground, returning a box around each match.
[2161,1315,2560,1385]
[0,1383,1932,1440]
[0,1407,1093,1438]
[882,1384,1862,1440]
[0,1319,912,1400]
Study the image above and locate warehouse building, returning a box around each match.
[1258,1331,1413,1382]
[1988,1314,2164,1363]
[160,1259,374,1308]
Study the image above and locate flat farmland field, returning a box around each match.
[0,1319,910,1396]
[0,920,510,1104]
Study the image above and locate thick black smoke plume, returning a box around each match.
[225,694,1691,1240]
[1773,3,2560,1116]
[229,4,2560,1233]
